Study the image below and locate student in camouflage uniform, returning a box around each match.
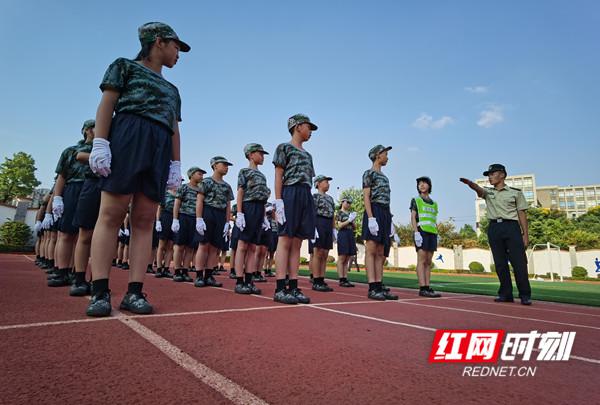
[34,193,50,268]
[460,164,532,305]
[41,187,58,273]
[117,213,131,269]
[171,167,206,283]
[336,197,357,287]
[264,204,278,277]
[48,122,95,287]
[272,113,318,305]
[155,187,177,278]
[68,120,100,296]
[194,156,234,288]
[254,203,272,281]
[233,144,270,294]
[228,205,240,279]
[86,22,190,317]
[310,175,336,292]
[362,145,398,301]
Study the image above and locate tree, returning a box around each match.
[338,187,365,241]
[0,152,41,203]
[459,224,477,239]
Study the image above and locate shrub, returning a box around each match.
[408,264,416,271]
[299,257,309,265]
[490,263,513,273]
[327,255,336,264]
[469,261,485,273]
[571,266,588,279]
[0,221,31,246]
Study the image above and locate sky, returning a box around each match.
[1,0,599,228]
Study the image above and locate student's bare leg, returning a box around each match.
[235,240,249,277]
[173,244,185,269]
[156,239,167,268]
[74,228,93,276]
[275,236,292,279]
[128,192,158,283]
[286,238,303,279]
[374,244,385,283]
[424,251,434,286]
[365,240,378,283]
[416,249,428,287]
[56,231,77,269]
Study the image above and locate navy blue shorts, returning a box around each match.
[337,228,357,256]
[50,218,59,232]
[73,177,101,230]
[58,181,84,235]
[100,113,172,203]
[152,225,159,249]
[158,209,174,241]
[173,213,198,248]
[415,230,437,252]
[312,215,334,250]
[268,230,278,253]
[362,203,392,257]
[258,226,271,247]
[200,205,227,250]
[278,184,316,240]
[238,201,267,245]
[230,224,240,251]
[119,235,130,246]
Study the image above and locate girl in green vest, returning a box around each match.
[410,176,442,298]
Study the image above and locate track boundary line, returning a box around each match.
[444,298,600,318]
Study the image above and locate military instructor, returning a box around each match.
[460,164,532,305]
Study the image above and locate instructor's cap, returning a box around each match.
[243,143,269,157]
[368,145,392,161]
[138,22,191,52]
[187,166,206,178]
[210,156,233,167]
[288,114,318,132]
[81,119,95,135]
[313,175,332,187]
[483,163,507,176]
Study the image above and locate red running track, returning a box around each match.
[1,254,599,404]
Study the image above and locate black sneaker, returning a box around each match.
[70,282,91,296]
[253,273,267,283]
[265,269,275,278]
[494,296,514,303]
[194,277,206,288]
[154,268,165,278]
[274,289,298,305]
[119,292,153,314]
[112,259,117,267]
[48,272,70,287]
[163,269,173,279]
[312,283,333,292]
[86,290,112,317]
[121,262,130,270]
[181,270,193,282]
[229,271,237,279]
[382,290,399,300]
[427,288,442,298]
[173,269,184,282]
[368,289,386,301]
[234,283,252,294]
[339,280,355,288]
[381,284,390,292]
[204,276,222,287]
[290,288,310,304]
[249,284,262,295]
[146,265,155,274]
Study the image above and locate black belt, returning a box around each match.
[490,218,517,223]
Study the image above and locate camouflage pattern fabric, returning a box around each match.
[272,142,315,186]
[362,169,391,206]
[313,192,335,218]
[237,168,270,202]
[199,177,234,210]
[175,183,200,216]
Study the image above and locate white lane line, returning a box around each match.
[394,301,600,331]
[446,298,600,318]
[117,314,269,405]
[0,317,116,331]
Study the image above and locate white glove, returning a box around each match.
[118,229,124,238]
[196,217,206,235]
[167,161,182,188]
[262,216,271,231]
[155,220,162,232]
[34,221,42,233]
[52,196,64,218]
[223,222,230,241]
[348,212,357,222]
[333,229,338,242]
[274,199,286,225]
[171,218,180,233]
[368,217,379,236]
[414,231,423,247]
[89,138,112,177]
[123,229,130,237]
[390,222,395,237]
[235,212,246,231]
[393,234,400,244]
[311,228,319,243]
[42,213,53,229]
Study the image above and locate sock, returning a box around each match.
[74,272,86,284]
[197,269,204,279]
[369,282,376,291]
[236,276,244,285]
[316,277,324,285]
[147,264,153,270]
[117,259,122,265]
[244,273,254,285]
[174,268,182,276]
[420,286,428,291]
[375,282,383,291]
[58,268,69,278]
[230,267,236,273]
[254,271,260,277]
[48,259,55,268]
[340,277,347,283]
[128,282,143,295]
[276,279,286,292]
[203,268,212,280]
[92,278,109,296]
[289,279,298,290]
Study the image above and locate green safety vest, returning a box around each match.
[415,196,438,234]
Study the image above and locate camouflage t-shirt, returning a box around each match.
[362,169,391,206]
[336,210,355,231]
[100,58,182,131]
[237,168,270,202]
[272,143,315,187]
[55,140,92,183]
[175,183,200,216]
[199,177,234,210]
[313,193,335,218]
[161,190,177,212]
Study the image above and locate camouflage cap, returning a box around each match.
[314,175,332,188]
[210,156,233,167]
[81,119,95,135]
[138,22,191,52]
[243,143,269,157]
[340,196,353,204]
[368,145,392,161]
[187,166,206,178]
[287,114,318,132]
